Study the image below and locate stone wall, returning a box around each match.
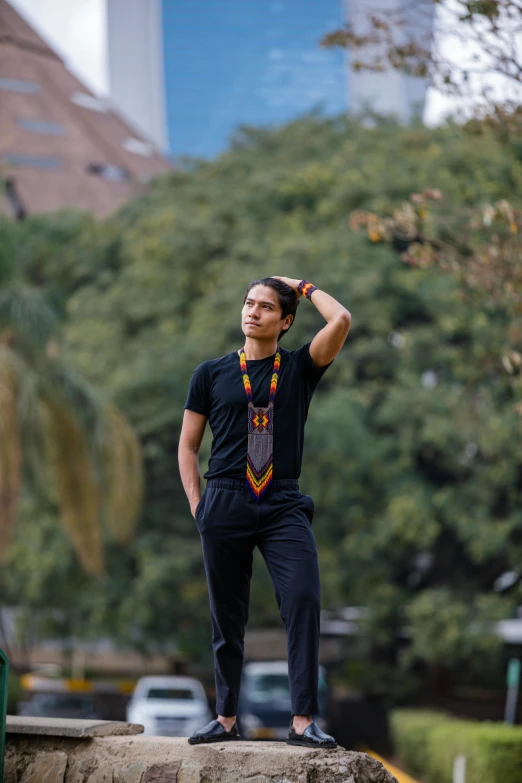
[5,733,399,783]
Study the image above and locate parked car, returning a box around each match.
[237,661,331,740]
[126,676,212,737]
[17,692,102,720]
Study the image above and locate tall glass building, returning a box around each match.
[107,0,432,159]
[162,0,345,158]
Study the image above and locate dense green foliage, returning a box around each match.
[2,115,522,692]
[390,709,450,778]
[391,709,522,783]
[0,226,143,578]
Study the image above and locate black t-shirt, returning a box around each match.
[184,342,333,480]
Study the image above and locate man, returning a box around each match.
[178,276,351,748]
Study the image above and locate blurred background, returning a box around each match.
[1,1,522,779]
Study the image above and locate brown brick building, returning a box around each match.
[0,0,172,219]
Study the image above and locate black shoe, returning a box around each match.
[188,718,241,744]
[286,719,337,749]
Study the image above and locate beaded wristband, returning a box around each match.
[297,279,317,300]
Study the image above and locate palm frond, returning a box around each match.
[4,349,50,500]
[0,348,21,562]
[98,403,144,545]
[0,285,57,355]
[0,303,143,574]
[39,361,144,544]
[41,362,105,450]
[42,399,104,577]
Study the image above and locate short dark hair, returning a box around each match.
[243,277,300,341]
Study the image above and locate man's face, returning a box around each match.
[241,285,291,340]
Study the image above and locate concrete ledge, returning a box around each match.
[5,732,399,783]
[6,716,144,738]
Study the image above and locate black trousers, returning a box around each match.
[195,477,321,718]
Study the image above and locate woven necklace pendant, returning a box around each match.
[239,346,281,502]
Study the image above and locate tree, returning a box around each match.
[0,214,144,576]
[321,0,522,120]
[321,1,522,409]
[348,188,522,404]
[3,117,522,697]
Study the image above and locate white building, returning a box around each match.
[107,0,168,153]
[347,0,435,123]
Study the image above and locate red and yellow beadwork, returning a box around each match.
[239,347,281,501]
[297,279,317,300]
[250,408,271,432]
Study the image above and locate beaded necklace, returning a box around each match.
[238,346,281,501]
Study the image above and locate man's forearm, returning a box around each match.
[308,287,351,325]
[270,276,350,324]
[178,445,202,515]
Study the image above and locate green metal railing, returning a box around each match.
[0,648,8,783]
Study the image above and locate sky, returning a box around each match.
[9,0,522,127]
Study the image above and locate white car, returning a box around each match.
[238,661,330,740]
[126,676,212,737]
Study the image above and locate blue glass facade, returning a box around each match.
[161,0,346,158]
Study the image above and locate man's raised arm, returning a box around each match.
[271,276,351,369]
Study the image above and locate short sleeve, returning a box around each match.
[293,341,334,395]
[184,362,212,417]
